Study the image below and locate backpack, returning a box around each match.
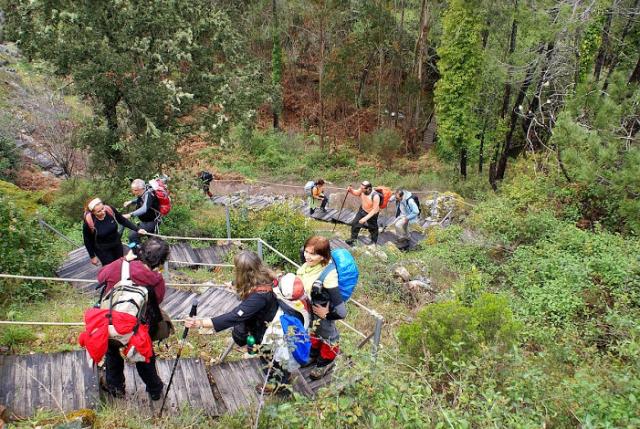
[373,186,393,209]
[396,195,421,218]
[99,261,149,345]
[148,178,171,216]
[304,180,316,197]
[199,171,213,183]
[84,205,115,233]
[317,248,359,302]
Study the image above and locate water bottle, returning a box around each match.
[247,335,256,355]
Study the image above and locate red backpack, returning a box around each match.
[374,186,393,209]
[84,205,115,232]
[149,179,171,216]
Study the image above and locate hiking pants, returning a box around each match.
[105,341,163,396]
[351,208,379,244]
[394,217,410,241]
[128,220,158,245]
[308,194,328,211]
[95,243,124,266]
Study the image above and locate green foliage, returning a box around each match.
[0,135,20,181]
[504,222,640,327]
[0,195,61,304]
[0,326,36,349]
[359,128,403,160]
[9,0,266,179]
[434,0,484,173]
[551,77,640,235]
[398,290,519,366]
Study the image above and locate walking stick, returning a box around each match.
[332,191,350,233]
[159,298,198,417]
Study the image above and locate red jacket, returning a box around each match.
[78,308,153,363]
[98,258,166,304]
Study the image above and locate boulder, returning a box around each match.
[393,266,411,282]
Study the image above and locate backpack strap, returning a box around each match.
[84,206,116,233]
[250,284,274,295]
[317,262,336,287]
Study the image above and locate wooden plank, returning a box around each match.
[0,355,13,408]
[81,353,99,410]
[60,351,76,413]
[12,355,28,417]
[290,368,314,398]
[50,352,64,417]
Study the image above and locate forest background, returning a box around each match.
[0,0,639,427]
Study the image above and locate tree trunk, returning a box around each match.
[356,52,375,109]
[593,8,612,82]
[319,3,326,149]
[393,0,405,129]
[460,148,467,179]
[272,0,281,130]
[408,0,429,154]
[629,53,640,84]
[491,44,544,187]
[501,3,518,118]
[522,41,555,150]
[603,0,639,91]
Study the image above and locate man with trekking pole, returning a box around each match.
[345,181,381,246]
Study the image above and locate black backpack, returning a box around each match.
[396,195,421,217]
[199,171,213,184]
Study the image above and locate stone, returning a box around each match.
[407,280,433,291]
[393,266,411,282]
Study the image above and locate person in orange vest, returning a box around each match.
[345,181,380,245]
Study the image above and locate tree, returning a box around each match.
[8,0,265,177]
[433,0,484,178]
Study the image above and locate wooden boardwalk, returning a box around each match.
[0,350,99,419]
[0,350,334,419]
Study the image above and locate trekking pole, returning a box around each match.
[332,191,350,233]
[159,298,198,417]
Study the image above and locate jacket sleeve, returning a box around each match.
[325,286,346,320]
[406,198,419,221]
[112,206,139,231]
[152,275,166,304]
[211,293,269,332]
[82,221,96,258]
[129,192,150,218]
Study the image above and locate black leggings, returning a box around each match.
[104,341,163,396]
[95,244,124,266]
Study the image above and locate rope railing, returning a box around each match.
[0,273,224,289]
[168,260,234,268]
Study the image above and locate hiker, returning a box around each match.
[346,181,381,245]
[306,179,329,215]
[391,189,420,244]
[96,237,170,400]
[184,250,279,355]
[297,236,346,380]
[82,197,146,266]
[123,179,160,245]
[199,170,214,198]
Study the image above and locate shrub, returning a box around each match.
[0,196,61,304]
[359,128,403,160]
[398,292,518,366]
[0,326,36,349]
[0,135,20,181]
[50,178,128,225]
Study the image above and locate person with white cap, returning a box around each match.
[82,197,146,266]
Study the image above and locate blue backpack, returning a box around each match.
[280,313,311,365]
[317,249,359,302]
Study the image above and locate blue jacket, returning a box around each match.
[396,191,420,223]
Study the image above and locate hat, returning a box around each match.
[275,273,305,301]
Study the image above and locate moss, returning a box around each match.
[0,180,44,215]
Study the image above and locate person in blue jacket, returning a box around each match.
[392,189,420,244]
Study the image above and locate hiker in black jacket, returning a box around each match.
[123,179,160,245]
[82,197,146,266]
[184,251,278,348]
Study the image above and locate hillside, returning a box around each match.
[1,1,639,428]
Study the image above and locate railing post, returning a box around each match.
[163,261,170,281]
[225,202,231,242]
[371,314,384,361]
[257,239,263,260]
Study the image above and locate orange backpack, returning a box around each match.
[374,186,393,209]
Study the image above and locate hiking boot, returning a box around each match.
[100,377,125,399]
[149,382,165,401]
[319,207,327,213]
[310,208,315,215]
[345,239,356,246]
